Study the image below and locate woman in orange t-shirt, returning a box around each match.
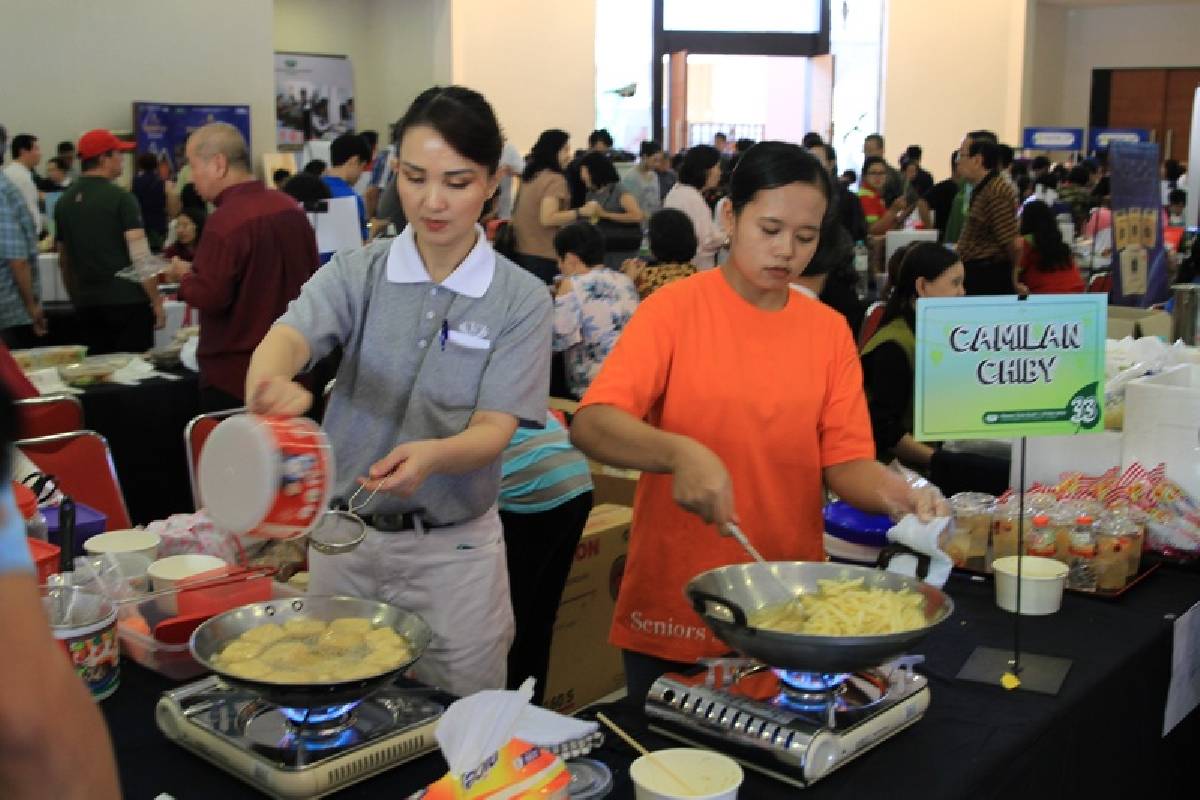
[570,143,946,704]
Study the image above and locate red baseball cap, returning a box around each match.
[77,129,136,160]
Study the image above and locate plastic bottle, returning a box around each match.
[1066,514,1097,591]
[1024,514,1057,559]
[12,481,48,541]
[853,242,869,274]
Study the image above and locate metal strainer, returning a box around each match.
[307,482,382,555]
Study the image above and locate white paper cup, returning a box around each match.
[147,554,227,592]
[84,529,161,562]
[630,748,743,800]
[992,556,1068,615]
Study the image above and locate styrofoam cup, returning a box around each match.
[630,748,743,800]
[992,556,1068,615]
[84,529,161,562]
[147,554,227,592]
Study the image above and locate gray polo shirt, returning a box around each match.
[276,225,552,525]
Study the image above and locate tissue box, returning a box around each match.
[413,739,569,799]
[543,504,631,713]
[1107,306,1172,340]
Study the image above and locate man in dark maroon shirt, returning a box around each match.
[165,123,319,411]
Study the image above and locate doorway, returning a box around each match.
[1091,67,1200,161]
[662,53,834,151]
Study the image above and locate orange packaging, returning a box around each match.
[411,739,569,799]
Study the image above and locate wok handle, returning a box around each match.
[689,591,749,627]
[875,544,931,580]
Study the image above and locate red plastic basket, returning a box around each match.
[28,537,60,583]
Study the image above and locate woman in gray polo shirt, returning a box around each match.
[245,87,552,697]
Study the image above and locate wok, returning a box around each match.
[190,595,432,708]
[686,561,953,673]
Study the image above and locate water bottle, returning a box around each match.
[1066,515,1097,591]
[1170,283,1200,346]
[638,232,652,260]
[853,242,869,274]
[853,241,870,298]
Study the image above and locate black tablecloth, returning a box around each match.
[100,568,1200,799]
[79,370,200,524]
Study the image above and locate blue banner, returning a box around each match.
[1088,127,1149,155]
[1022,127,1085,151]
[134,102,252,174]
[1109,142,1170,307]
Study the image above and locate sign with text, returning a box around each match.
[914,295,1107,441]
[1110,142,1170,306]
[1088,127,1149,154]
[1022,127,1085,151]
[133,102,251,173]
[275,52,356,148]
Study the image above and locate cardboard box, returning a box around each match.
[1124,365,1200,499]
[542,504,632,713]
[1107,306,1172,340]
[589,463,639,508]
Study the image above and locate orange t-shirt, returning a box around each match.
[579,268,875,663]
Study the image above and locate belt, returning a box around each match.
[356,511,447,533]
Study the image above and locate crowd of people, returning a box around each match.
[0,86,1196,796]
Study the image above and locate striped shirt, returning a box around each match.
[499,413,593,514]
[957,172,1019,262]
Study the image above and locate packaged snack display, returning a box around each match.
[950,493,995,571]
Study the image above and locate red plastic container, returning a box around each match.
[199,415,333,539]
[28,537,60,582]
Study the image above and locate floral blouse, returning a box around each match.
[553,267,640,399]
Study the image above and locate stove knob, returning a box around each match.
[804,731,841,783]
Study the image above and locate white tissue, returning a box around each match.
[435,677,535,777]
[512,703,602,760]
[180,335,200,372]
[885,515,953,588]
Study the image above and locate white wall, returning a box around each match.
[1028,2,1069,127]
[0,0,275,170]
[449,0,596,157]
[1058,2,1200,131]
[881,0,1031,181]
[275,0,450,144]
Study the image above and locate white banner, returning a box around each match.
[274,52,356,148]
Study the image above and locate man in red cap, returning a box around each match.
[54,129,164,354]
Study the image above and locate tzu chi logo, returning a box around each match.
[458,321,489,339]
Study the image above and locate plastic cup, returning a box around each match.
[41,585,120,700]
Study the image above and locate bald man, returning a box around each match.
[165,123,319,411]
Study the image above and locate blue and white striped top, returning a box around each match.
[499,413,593,514]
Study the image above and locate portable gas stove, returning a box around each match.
[156,675,449,799]
[645,656,929,788]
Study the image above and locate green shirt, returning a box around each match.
[54,176,147,307]
[944,181,970,245]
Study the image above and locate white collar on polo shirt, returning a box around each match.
[385,223,495,298]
